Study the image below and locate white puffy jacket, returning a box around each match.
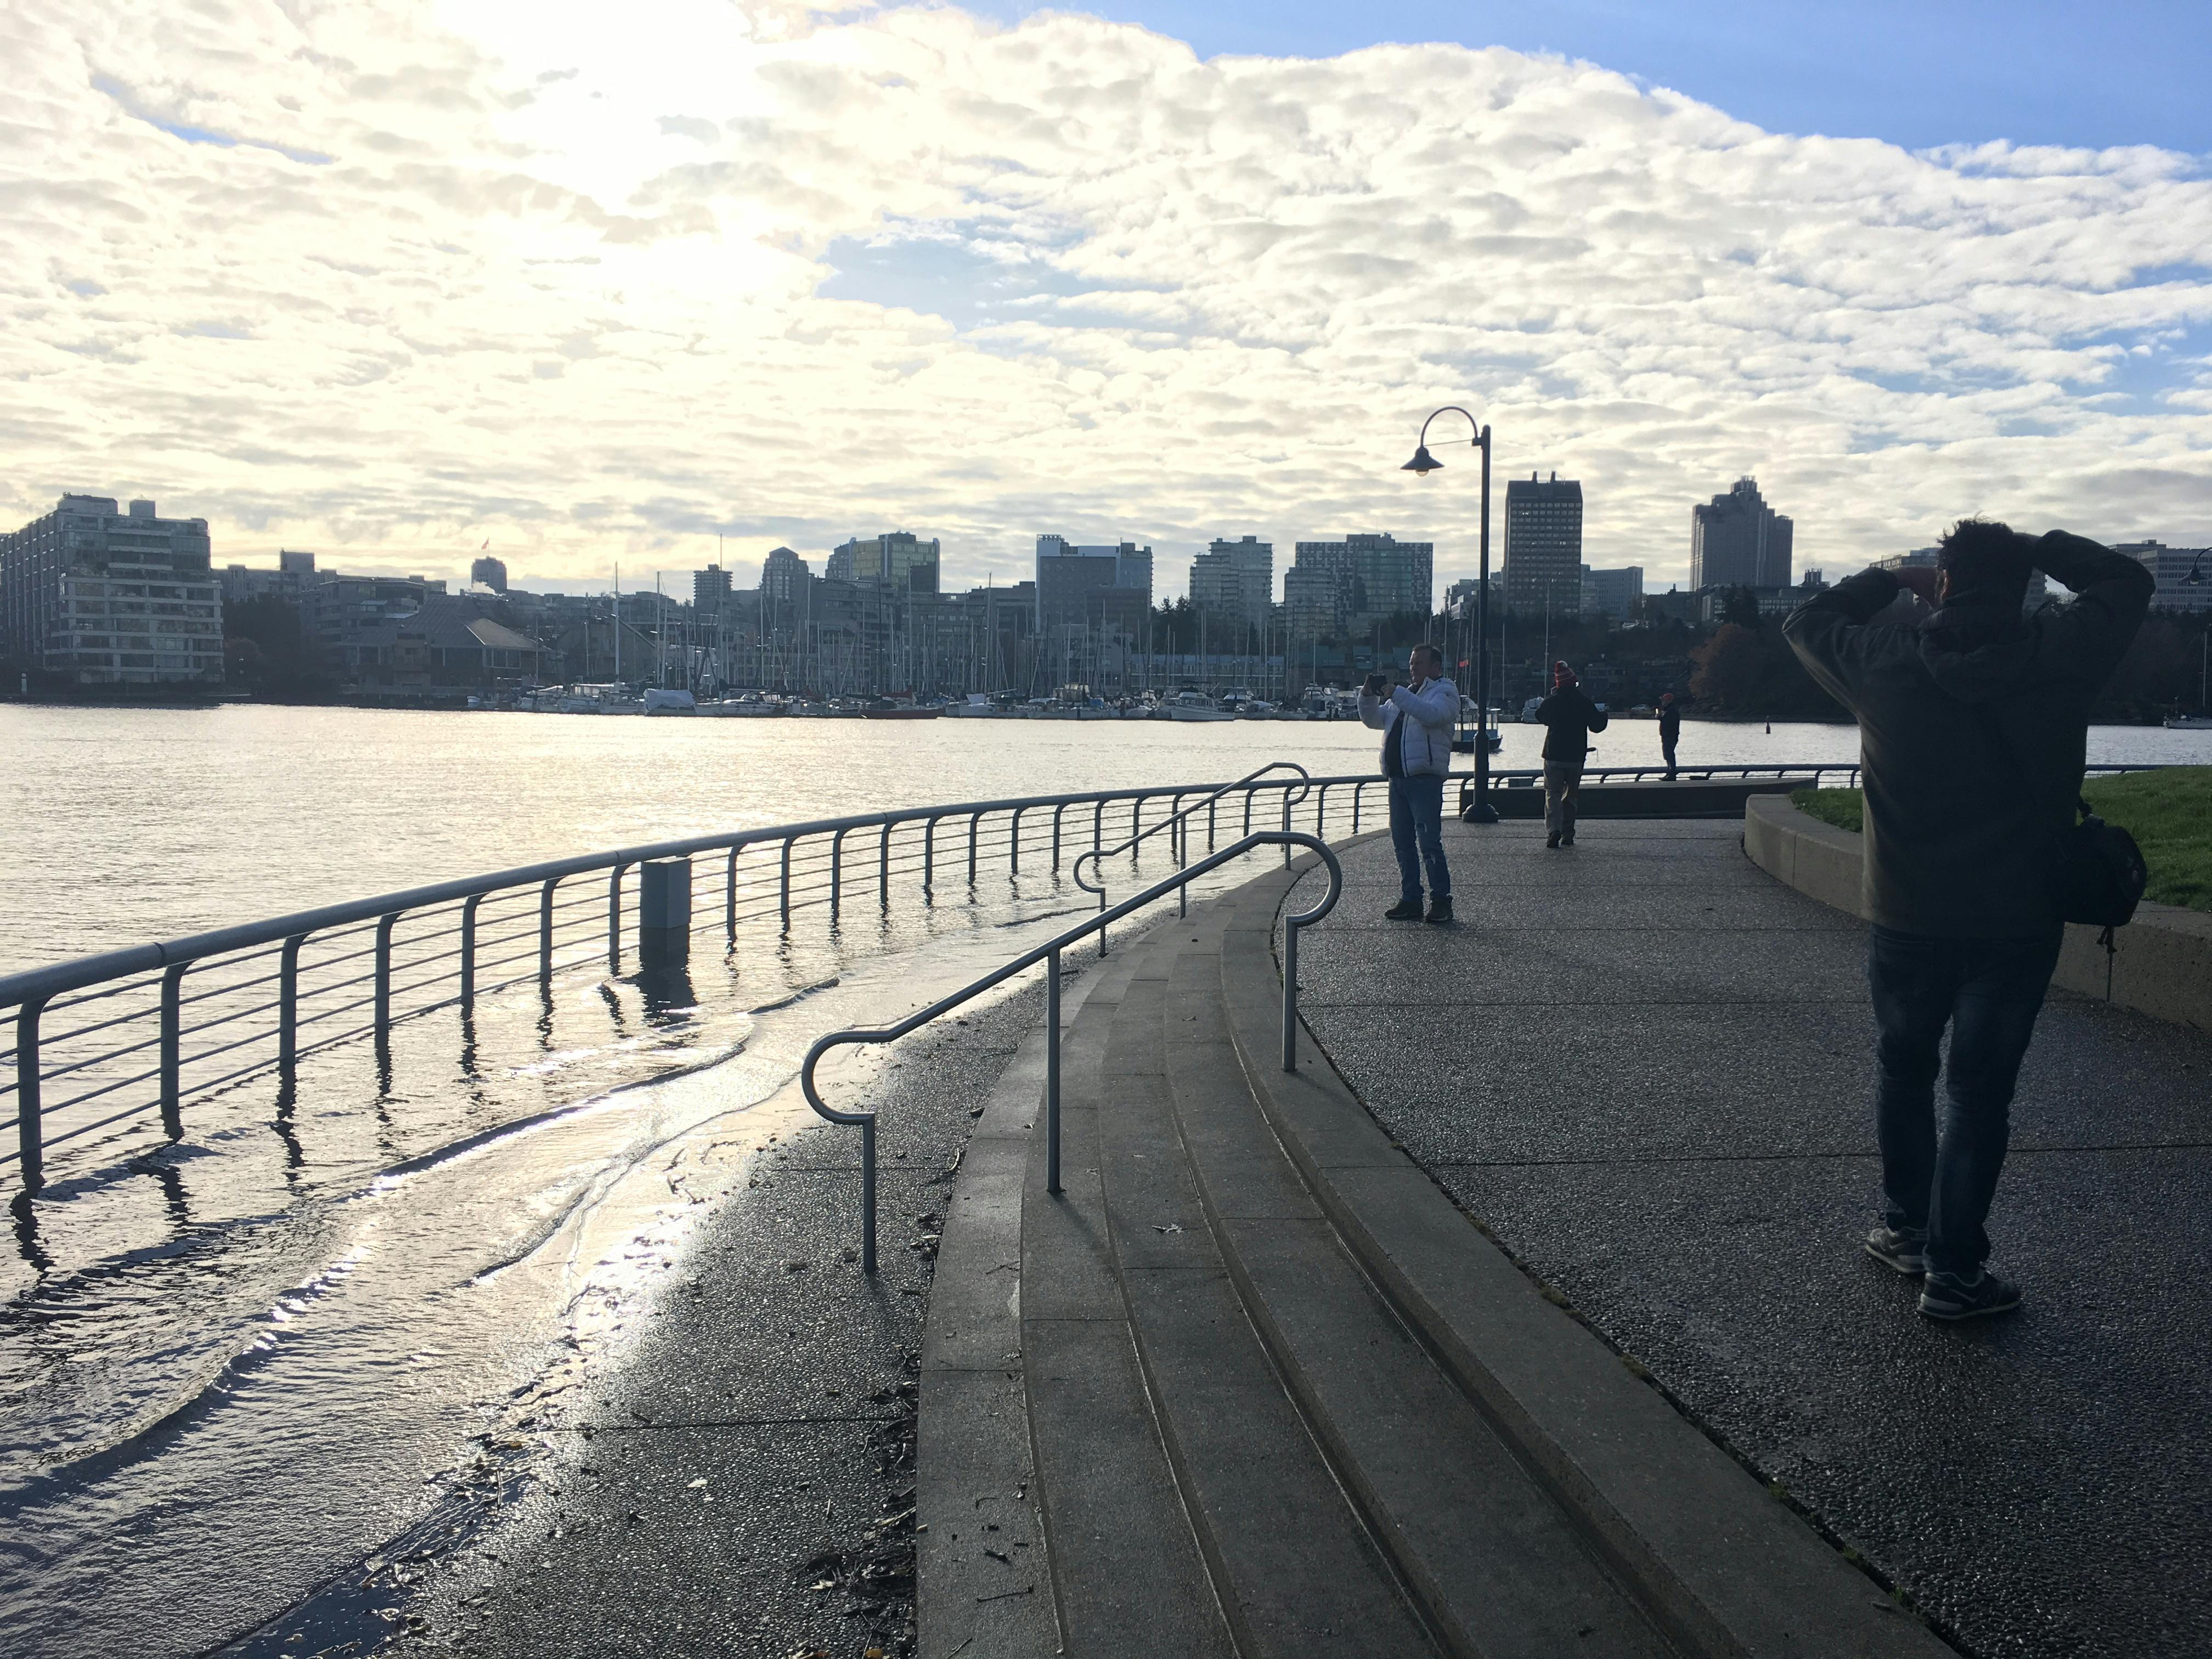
[1358,678,1457,777]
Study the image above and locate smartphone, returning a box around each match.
[1363,672,1388,696]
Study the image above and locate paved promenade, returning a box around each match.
[1290,818,2212,1659]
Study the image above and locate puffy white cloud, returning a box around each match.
[4,0,2209,595]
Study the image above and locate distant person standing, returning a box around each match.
[1359,643,1457,923]
[1784,521,2152,1321]
[1657,692,1683,781]
[1536,661,1608,849]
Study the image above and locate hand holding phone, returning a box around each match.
[1364,672,1389,697]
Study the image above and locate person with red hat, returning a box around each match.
[1535,661,1608,848]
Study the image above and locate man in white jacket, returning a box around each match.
[1359,643,1457,924]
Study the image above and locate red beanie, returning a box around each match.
[1553,660,1576,688]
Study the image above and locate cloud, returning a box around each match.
[3,0,2209,599]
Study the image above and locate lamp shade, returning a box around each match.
[2186,555,2205,586]
[1401,444,1442,475]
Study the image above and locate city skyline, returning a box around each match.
[9,5,2211,600]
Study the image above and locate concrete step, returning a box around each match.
[1097,915,1441,1658]
[1157,927,1676,1659]
[1018,932,1238,1659]
[1216,860,1955,1659]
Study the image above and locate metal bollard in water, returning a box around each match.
[639,859,692,968]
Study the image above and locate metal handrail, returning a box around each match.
[800,830,1344,1272]
[1072,761,1312,927]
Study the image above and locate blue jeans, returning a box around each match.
[1866,924,2063,1277]
[1388,774,1450,906]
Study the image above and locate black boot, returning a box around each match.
[1545,831,1561,849]
[1383,899,1423,921]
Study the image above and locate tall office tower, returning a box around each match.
[471,555,509,593]
[0,495,223,686]
[758,546,812,603]
[1188,535,1274,629]
[1502,472,1584,616]
[1289,534,1434,631]
[1034,534,1154,632]
[1690,477,1793,591]
[693,563,733,614]
[831,531,942,595]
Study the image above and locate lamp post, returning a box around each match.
[2188,555,2207,711]
[1402,407,1497,822]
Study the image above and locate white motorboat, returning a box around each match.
[2164,714,2212,729]
[644,687,697,715]
[1169,691,1238,723]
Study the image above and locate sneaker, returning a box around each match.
[1863,1226,1927,1276]
[1545,832,1561,849]
[1560,832,1576,847]
[1383,899,1423,921]
[1424,897,1453,925]
[1918,1267,2023,1322]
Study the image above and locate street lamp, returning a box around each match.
[1402,406,1498,823]
[2188,555,2207,713]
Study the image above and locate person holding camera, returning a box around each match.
[1359,644,1458,923]
[1783,521,2152,1321]
[1535,661,1608,848]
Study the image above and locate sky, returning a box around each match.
[7,1,2211,601]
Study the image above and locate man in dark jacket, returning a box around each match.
[1657,692,1682,781]
[1535,661,1607,849]
[1783,522,2151,1321]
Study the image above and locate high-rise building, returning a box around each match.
[1581,565,1644,622]
[831,531,941,595]
[1034,534,1153,633]
[1690,477,1793,591]
[2117,542,2211,613]
[1503,473,1583,614]
[1188,535,1273,629]
[1,495,224,685]
[693,563,733,614]
[471,554,508,593]
[1288,534,1434,634]
[759,546,811,605]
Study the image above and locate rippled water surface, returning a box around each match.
[0,704,2205,1654]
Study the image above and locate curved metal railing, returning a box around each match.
[800,830,1344,1271]
[1072,761,1312,935]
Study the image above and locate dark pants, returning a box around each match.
[1661,733,1678,780]
[1388,774,1450,906]
[1866,924,2063,1277]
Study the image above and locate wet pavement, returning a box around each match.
[1291,819,2212,1659]
[222,967,1074,1659]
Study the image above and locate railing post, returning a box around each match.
[1047,948,1062,1196]
[861,1116,877,1274]
[160,962,187,1140]
[375,913,399,1042]
[539,879,558,978]
[1283,910,1301,1072]
[1130,797,1141,860]
[1207,797,1216,851]
[459,896,481,1017]
[1051,805,1064,873]
[726,847,740,941]
[1352,783,1362,836]
[1317,783,1328,840]
[15,997,46,1192]
[880,823,892,909]
[279,934,304,1079]
[967,812,979,887]
[640,860,692,968]
[780,838,794,930]
[831,830,847,923]
[1092,800,1103,861]
[608,865,626,969]
[1243,791,1253,837]
[1010,808,1022,878]
[1282,788,1293,867]
[924,817,939,898]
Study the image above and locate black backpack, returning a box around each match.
[1976,710,2147,928]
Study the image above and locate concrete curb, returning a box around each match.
[1220,855,1953,1659]
[1743,793,2212,1035]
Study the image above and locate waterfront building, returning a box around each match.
[1035,534,1153,629]
[223,549,320,606]
[1690,477,1793,591]
[1503,473,1583,616]
[2117,541,2212,612]
[1,494,223,686]
[831,531,941,595]
[1288,534,1435,636]
[1582,565,1644,623]
[1282,562,1345,642]
[1189,535,1273,629]
[337,594,550,695]
[759,546,811,606]
[471,555,508,594]
[693,563,733,614]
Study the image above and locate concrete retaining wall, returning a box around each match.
[1743,793,2212,1035]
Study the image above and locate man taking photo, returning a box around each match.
[1784,522,2151,1321]
[1360,643,1457,924]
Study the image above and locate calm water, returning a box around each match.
[0,704,2206,1656]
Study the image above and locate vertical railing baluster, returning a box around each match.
[861,1117,877,1275]
[1353,783,1362,836]
[539,880,558,979]
[1092,801,1103,861]
[375,913,400,1051]
[881,823,892,909]
[159,962,187,1140]
[726,847,740,941]
[1243,791,1253,837]
[1130,797,1141,861]
[1051,804,1064,873]
[608,865,625,969]
[780,838,794,930]
[1009,808,1022,879]
[968,812,979,887]
[15,997,46,1192]
[1207,797,1217,851]
[923,817,938,898]
[279,934,304,1080]
[831,830,846,923]
[1282,787,1293,867]
[459,896,481,1018]
[1046,948,1062,1195]
[1317,783,1328,842]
